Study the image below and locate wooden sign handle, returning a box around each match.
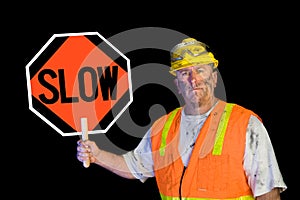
[81,117,90,168]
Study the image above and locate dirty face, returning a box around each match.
[174,64,217,107]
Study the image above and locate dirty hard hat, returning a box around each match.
[170,38,218,76]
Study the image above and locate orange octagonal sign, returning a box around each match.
[26,32,133,136]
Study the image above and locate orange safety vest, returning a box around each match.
[151,100,261,200]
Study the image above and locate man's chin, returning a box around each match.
[190,98,202,106]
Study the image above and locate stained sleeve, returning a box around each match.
[243,115,287,197]
[123,128,155,183]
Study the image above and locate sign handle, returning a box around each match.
[81,117,90,168]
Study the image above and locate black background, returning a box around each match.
[5,2,297,199]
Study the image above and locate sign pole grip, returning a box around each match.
[81,117,90,168]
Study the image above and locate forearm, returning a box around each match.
[94,149,136,179]
[256,188,281,200]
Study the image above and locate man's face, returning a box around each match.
[175,64,217,106]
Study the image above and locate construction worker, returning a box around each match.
[77,38,287,199]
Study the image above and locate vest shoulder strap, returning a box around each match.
[159,107,181,156]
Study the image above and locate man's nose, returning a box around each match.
[188,70,198,86]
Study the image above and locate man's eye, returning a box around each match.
[181,71,189,76]
[196,68,204,73]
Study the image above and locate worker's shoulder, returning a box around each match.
[229,102,262,121]
[153,107,182,125]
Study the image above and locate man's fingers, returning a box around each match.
[77,145,90,152]
[77,152,90,161]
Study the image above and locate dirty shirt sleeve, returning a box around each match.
[244,115,287,197]
[123,128,155,183]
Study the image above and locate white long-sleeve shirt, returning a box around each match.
[123,105,287,197]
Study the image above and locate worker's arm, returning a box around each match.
[77,139,136,179]
[256,188,281,200]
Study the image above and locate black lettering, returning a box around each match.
[97,66,118,100]
[58,69,79,103]
[78,67,98,102]
[38,69,59,104]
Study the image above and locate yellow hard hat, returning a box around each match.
[170,38,218,76]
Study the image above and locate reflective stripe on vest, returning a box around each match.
[159,103,235,157]
[212,103,234,155]
[159,107,181,156]
[160,194,255,200]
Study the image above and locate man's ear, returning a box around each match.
[212,71,218,88]
[174,78,181,94]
